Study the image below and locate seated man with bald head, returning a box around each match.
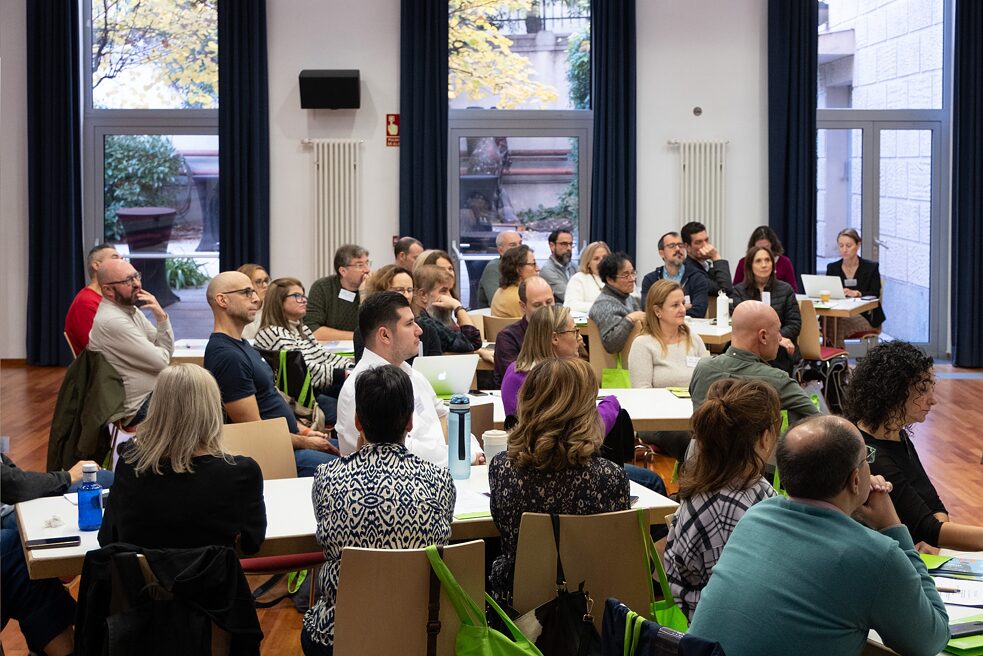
[87,258,173,426]
[203,271,338,477]
[492,276,555,387]
[689,416,950,656]
[689,300,819,425]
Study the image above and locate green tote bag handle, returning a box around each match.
[636,510,689,632]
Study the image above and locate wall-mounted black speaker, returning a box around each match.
[298,70,360,109]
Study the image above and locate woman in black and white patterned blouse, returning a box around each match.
[488,357,630,603]
[301,365,456,656]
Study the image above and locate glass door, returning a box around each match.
[817,121,945,354]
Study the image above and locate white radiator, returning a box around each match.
[307,139,361,278]
[675,141,727,244]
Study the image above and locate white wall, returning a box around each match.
[267,0,401,286]
[0,0,29,359]
[0,0,769,358]
[635,0,769,277]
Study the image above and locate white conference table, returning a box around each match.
[686,317,732,346]
[171,339,355,365]
[469,387,694,432]
[796,295,880,318]
[865,548,982,655]
[16,465,677,581]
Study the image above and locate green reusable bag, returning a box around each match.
[636,510,689,632]
[601,353,632,389]
[425,546,543,656]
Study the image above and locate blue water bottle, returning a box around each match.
[77,463,103,531]
[448,394,472,480]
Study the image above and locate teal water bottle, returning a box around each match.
[448,394,472,480]
[77,463,103,531]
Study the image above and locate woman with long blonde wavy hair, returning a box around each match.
[487,358,630,602]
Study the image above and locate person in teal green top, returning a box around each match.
[688,415,949,656]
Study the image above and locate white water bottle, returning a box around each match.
[716,291,730,324]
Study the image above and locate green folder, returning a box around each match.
[945,612,983,655]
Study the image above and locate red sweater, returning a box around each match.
[64,287,101,354]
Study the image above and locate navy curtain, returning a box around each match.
[399,0,449,248]
[589,0,637,261]
[26,0,84,366]
[218,0,270,271]
[951,0,983,368]
[767,0,817,285]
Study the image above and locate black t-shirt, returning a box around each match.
[204,332,299,434]
[860,428,947,546]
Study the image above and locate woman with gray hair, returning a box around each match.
[98,363,267,554]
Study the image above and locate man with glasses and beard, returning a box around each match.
[539,228,577,303]
[204,271,337,477]
[640,231,709,318]
[88,258,173,426]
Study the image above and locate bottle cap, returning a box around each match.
[82,463,98,473]
[449,394,470,408]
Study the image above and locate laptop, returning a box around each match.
[412,354,480,398]
[801,274,847,300]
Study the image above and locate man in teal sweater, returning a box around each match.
[689,416,949,656]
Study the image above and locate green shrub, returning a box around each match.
[103,135,183,241]
[165,258,210,290]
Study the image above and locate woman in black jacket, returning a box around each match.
[825,228,886,347]
[732,246,800,374]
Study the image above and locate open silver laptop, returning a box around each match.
[412,354,479,398]
[801,274,846,300]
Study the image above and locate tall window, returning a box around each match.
[84,0,219,339]
[449,0,592,307]
[816,0,950,352]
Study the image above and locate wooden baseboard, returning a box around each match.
[1,359,29,367]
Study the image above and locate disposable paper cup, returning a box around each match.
[482,429,508,462]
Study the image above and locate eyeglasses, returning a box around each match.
[555,241,574,247]
[521,261,538,268]
[254,278,271,287]
[615,271,637,280]
[389,287,415,295]
[860,444,876,466]
[345,260,372,270]
[662,242,685,250]
[285,293,308,303]
[555,327,580,336]
[220,287,258,298]
[105,272,142,286]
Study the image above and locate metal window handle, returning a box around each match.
[874,239,889,250]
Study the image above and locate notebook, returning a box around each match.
[412,354,480,398]
[801,274,847,300]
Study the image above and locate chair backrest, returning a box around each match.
[584,319,642,382]
[467,311,486,341]
[333,540,485,655]
[797,298,822,360]
[65,331,80,359]
[222,417,297,480]
[483,315,520,343]
[470,401,494,448]
[513,510,651,632]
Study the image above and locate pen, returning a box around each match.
[936,585,960,593]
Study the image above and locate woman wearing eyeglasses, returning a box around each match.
[491,245,539,318]
[237,263,270,340]
[844,340,983,552]
[254,278,350,425]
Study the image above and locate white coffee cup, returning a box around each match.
[482,429,508,462]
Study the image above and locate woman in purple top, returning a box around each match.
[501,305,620,430]
[733,226,799,292]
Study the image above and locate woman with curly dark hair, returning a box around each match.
[844,340,983,551]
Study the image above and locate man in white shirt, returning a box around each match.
[87,258,174,425]
[336,291,484,466]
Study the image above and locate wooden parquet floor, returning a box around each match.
[1,361,981,654]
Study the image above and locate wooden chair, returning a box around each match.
[796,299,850,412]
[333,540,485,655]
[584,319,642,384]
[512,510,652,633]
[222,418,322,607]
[222,418,297,480]
[483,315,520,343]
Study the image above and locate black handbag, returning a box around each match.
[514,514,603,656]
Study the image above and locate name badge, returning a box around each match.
[684,295,691,306]
[686,356,701,368]
[338,288,357,303]
[844,278,858,287]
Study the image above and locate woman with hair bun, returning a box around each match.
[663,378,781,620]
